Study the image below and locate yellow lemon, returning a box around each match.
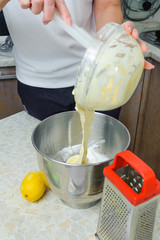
[20,171,46,202]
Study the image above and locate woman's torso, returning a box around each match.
[3,0,96,88]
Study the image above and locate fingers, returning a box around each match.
[43,0,72,25]
[131,28,138,40]
[19,0,72,25]
[123,21,139,39]
[42,0,55,24]
[123,21,134,33]
[123,21,155,70]
[144,60,154,70]
[19,0,44,12]
[55,0,72,25]
[31,0,44,15]
[123,21,150,54]
[137,39,148,53]
[19,0,31,9]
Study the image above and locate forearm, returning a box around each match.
[94,0,123,31]
[0,0,10,10]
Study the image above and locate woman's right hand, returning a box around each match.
[19,0,72,25]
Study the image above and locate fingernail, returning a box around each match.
[127,27,132,32]
[66,17,72,26]
[43,20,48,25]
[148,66,155,70]
[133,29,138,36]
[149,62,155,68]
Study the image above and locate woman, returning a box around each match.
[1,0,153,120]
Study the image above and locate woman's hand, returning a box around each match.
[18,0,72,25]
[123,21,154,70]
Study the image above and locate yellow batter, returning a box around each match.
[67,104,94,164]
[66,28,144,165]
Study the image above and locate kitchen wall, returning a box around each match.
[151,7,160,20]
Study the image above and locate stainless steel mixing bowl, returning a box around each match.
[32,111,130,208]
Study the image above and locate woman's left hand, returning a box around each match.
[123,21,154,70]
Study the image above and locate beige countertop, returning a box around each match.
[0,111,160,239]
[0,111,100,240]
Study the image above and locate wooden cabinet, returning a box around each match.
[0,66,23,119]
[119,58,160,180]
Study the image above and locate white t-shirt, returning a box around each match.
[3,0,96,88]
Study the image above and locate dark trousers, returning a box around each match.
[17,81,121,120]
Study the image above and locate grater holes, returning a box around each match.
[135,199,158,240]
[115,165,143,194]
[98,183,131,240]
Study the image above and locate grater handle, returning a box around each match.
[112,150,157,198]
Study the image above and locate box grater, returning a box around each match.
[96,150,160,240]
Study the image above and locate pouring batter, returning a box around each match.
[67,104,94,164]
[67,23,144,165]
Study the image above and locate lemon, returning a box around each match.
[20,171,46,202]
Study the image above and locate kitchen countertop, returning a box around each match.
[0,55,14,67]
[134,20,160,62]
[0,111,99,240]
[0,52,15,67]
[0,36,15,67]
[0,111,160,240]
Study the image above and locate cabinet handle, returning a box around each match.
[0,74,16,80]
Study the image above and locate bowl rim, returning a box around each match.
[31,110,131,167]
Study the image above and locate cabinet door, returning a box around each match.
[119,70,147,151]
[134,59,160,180]
[0,67,23,119]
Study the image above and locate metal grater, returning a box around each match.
[96,150,160,240]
